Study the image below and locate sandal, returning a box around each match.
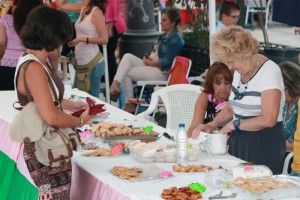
[109,80,121,102]
[110,91,120,102]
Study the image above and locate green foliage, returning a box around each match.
[167,0,209,48]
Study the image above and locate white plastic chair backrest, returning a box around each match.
[282,152,294,175]
[152,84,202,131]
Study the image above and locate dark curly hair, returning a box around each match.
[13,0,43,34]
[20,5,73,52]
[203,62,233,94]
[279,61,300,98]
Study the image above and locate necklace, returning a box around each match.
[234,54,259,100]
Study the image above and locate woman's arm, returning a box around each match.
[286,141,293,152]
[91,7,108,45]
[57,0,83,12]
[0,26,6,58]
[239,89,281,131]
[18,61,90,128]
[187,93,208,137]
[192,103,234,138]
[61,99,87,112]
[106,21,114,37]
[219,89,281,134]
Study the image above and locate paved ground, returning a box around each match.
[249,23,300,48]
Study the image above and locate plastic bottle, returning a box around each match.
[176,124,188,165]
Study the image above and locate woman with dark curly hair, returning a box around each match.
[16,5,94,199]
[187,62,232,137]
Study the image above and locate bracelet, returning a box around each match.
[79,117,84,127]
[86,37,89,44]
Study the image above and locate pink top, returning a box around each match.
[105,0,127,35]
[75,7,101,65]
[0,14,26,67]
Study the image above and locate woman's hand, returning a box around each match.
[191,122,216,139]
[62,99,87,112]
[218,121,234,134]
[80,105,95,125]
[143,56,158,67]
[68,38,81,47]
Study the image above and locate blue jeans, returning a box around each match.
[90,60,105,98]
[290,170,300,177]
[118,84,126,109]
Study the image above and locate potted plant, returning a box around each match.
[166,0,210,77]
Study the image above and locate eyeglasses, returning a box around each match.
[229,15,240,20]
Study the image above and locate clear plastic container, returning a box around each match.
[129,146,199,164]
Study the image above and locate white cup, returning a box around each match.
[200,133,227,155]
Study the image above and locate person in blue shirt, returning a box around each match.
[109,7,184,113]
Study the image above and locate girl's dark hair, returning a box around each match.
[203,62,233,94]
[20,5,73,52]
[163,7,181,27]
[13,0,43,34]
[85,0,108,15]
[279,61,300,98]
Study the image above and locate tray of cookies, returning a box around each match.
[161,186,203,200]
[91,121,160,142]
[80,147,117,157]
[231,175,300,199]
[172,164,213,173]
[111,164,173,182]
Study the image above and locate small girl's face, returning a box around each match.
[213,75,232,101]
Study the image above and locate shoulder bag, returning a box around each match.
[10,60,81,168]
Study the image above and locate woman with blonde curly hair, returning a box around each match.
[192,26,285,174]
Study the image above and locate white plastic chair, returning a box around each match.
[137,84,202,131]
[245,0,272,29]
[282,152,294,175]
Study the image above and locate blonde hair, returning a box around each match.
[210,26,260,61]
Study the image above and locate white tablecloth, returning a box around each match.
[4,89,297,200]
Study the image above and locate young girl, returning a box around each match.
[187,62,232,137]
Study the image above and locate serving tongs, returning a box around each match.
[163,132,176,142]
[208,191,237,199]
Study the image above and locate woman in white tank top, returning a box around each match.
[63,0,108,97]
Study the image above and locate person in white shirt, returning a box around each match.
[216,2,240,32]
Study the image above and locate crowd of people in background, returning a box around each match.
[1,1,300,199]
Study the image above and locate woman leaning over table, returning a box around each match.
[187,62,232,137]
[192,26,286,174]
[63,0,108,98]
[16,6,93,199]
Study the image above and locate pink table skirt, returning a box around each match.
[71,162,130,200]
